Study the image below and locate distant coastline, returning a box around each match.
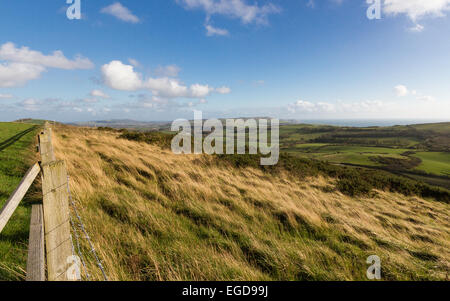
[295,119,449,127]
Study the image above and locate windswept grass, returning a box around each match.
[52,125,450,281]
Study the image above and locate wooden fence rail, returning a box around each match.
[26,204,45,281]
[0,163,41,233]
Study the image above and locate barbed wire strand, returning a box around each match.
[67,175,108,281]
[69,213,90,280]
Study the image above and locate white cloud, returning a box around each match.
[179,0,281,24]
[101,60,143,91]
[288,100,337,113]
[215,86,231,94]
[101,2,140,23]
[394,85,409,97]
[90,89,110,99]
[20,98,41,111]
[380,0,450,31]
[128,58,141,68]
[409,23,425,32]
[101,60,229,100]
[179,0,280,36]
[0,93,13,99]
[205,24,229,36]
[154,65,181,77]
[393,84,436,102]
[0,62,45,88]
[383,0,450,21]
[288,99,388,114]
[0,42,93,70]
[82,98,99,103]
[190,83,214,98]
[417,95,435,102]
[289,100,317,112]
[146,77,189,98]
[0,42,93,88]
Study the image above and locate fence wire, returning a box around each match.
[67,176,108,281]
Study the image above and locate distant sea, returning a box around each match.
[296,119,449,127]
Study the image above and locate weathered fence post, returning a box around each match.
[39,123,73,281]
[38,124,55,163]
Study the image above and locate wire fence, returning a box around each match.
[67,175,108,281]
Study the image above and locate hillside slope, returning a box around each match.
[52,125,450,281]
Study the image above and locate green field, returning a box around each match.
[285,144,409,165]
[412,152,450,176]
[280,123,450,185]
[0,122,40,280]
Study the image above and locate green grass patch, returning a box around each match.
[0,122,40,280]
[412,152,450,176]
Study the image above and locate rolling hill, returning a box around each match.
[50,124,450,281]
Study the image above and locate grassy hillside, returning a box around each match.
[0,122,41,280]
[52,125,450,281]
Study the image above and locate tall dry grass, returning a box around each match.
[52,125,450,280]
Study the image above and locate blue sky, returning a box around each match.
[0,0,449,122]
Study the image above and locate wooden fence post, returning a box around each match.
[38,125,55,164]
[26,204,45,281]
[41,160,73,281]
[38,124,73,281]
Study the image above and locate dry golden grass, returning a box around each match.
[52,125,450,281]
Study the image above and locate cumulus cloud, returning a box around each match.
[0,42,93,88]
[101,2,140,23]
[101,60,143,91]
[90,89,110,99]
[0,42,93,70]
[189,83,214,98]
[0,62,45,87]
[146,77,189,98]
[394,84,409,97]
[101,60,230,100]
[205,24,229,36]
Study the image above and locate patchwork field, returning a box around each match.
[280,123,450,184]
